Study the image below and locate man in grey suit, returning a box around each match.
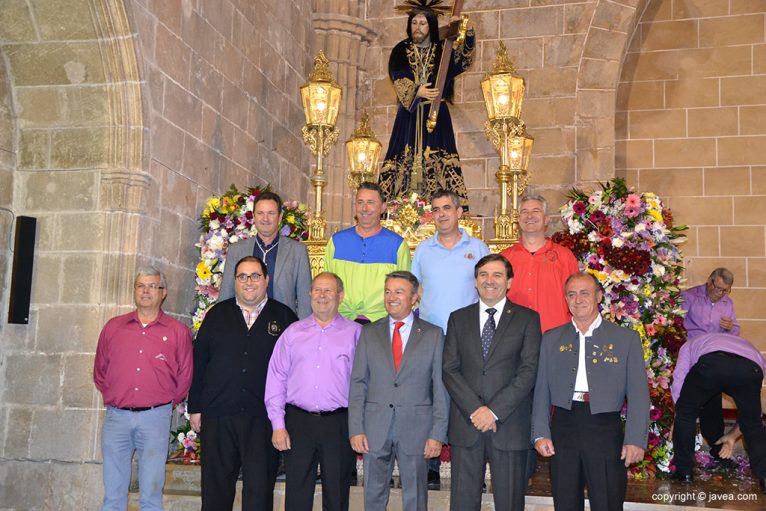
[532,271,649,511]
[443,253,542,511]
[348,271,449,511]
[220,191,312,318]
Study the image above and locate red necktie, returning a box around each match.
[392,321,404,372]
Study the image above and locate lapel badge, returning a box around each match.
[268,321,281,336]
[162,336,168,342]
[416,328,422,333]
[465,253,475,260]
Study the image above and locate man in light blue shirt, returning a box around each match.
[411,189,489,487]
[412,189,490,333]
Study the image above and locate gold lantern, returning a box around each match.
[345,111,382,192]
[481,42,534,244]
[300,51,342,241]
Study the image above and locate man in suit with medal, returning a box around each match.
[348,271,449,511]
[531,272,650,511]
[221,191,312,319]
[442,253,542,511]
[188,255,298,510]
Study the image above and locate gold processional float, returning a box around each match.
[299,44,535,275]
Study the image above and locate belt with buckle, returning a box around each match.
[572,391,590,402]
[116,401,171,412]
[287,404,347,416]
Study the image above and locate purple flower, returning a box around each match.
[280,225,291,236]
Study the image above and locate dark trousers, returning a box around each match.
[698,393,726,458]
[673,351,766,478]
[201,415,278,511]
[449,433,527,511]
[283,405,355,511]
[550,402,626,511]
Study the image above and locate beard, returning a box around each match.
[412,31,428,44]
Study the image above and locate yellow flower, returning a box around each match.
[286,214,295,224]
[209,197,221,209]
[648,210,663,223]
[196,262,212,280]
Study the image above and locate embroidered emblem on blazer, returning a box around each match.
[268,321,281,336]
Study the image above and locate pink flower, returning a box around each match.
[648,432,660,446]
[649,407,662,421]
[625,206,640,218]
[626,194,641,208]
[573,201,587,215]
[645,324,656,336]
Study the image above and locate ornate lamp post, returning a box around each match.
[300,51,342,241]
[345,111,382,192]
[481,42,534,245]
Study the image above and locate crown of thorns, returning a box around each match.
[395,0,452,16]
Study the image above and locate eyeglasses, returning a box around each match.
[236,272,263,283]
[134,283,165,291]
[708,281,731,294]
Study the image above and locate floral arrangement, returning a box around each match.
[169,402,199,463]
[192,184,308,333]
[553,178,687,479]
[385,192,433,232]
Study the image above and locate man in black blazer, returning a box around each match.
[531,272,649,511]
[443,254,542,511]
[188,255,298,511]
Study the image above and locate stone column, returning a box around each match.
[311,1,377,230]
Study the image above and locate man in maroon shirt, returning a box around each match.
[93,266,193,510]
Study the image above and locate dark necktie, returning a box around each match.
[481,308,496,358]
[392,321,404,372]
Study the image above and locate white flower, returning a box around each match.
[587,231,600,242]
[209,219,220,229]
[612,238,624,248]
[652,263,666,277]
[229,235,240,244]
[177,432,185,442]
[209,235,224,251]
[635,223,646,233]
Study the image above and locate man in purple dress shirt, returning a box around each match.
[265,272,362,511]
[672,268,766,492]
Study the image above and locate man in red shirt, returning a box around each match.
[500,195,579,334]
[93,266,193,510]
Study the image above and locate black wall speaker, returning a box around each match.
[8,215,37,324]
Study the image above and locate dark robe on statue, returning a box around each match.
[378,30,475,207]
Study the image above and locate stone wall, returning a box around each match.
[0,0,320,508]
[616,0,766,352]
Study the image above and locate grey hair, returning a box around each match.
[431,189,462,208]
[385,270,419,294]
[565,271,602,294]
[312,272,344,293]
[135,265,167,288]
[708,267,734,286]
[520,194,548,215]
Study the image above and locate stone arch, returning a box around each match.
[573,0,649,186]
[0,1,146,507]
[0,0,145,320]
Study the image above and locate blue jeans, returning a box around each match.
[101,404,172,511]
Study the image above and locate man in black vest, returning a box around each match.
[188,255,298,510]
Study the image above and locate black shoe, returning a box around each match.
[759,478,766,495]
[672,471,693,484]
[427,470,440,490]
